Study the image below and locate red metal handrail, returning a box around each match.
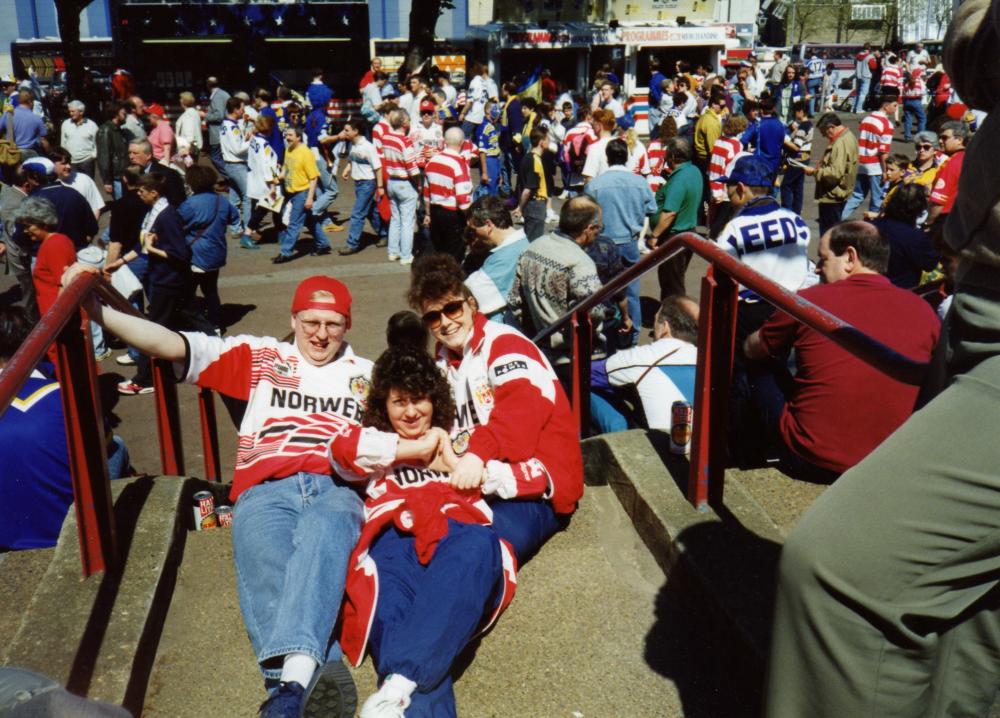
[0,273,223,577]
[534,232,931,510]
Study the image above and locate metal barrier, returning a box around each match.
[0,273,222,577]
[534,232,930,510]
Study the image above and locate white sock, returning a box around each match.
[382,673,417,701]
[280,652,318,689]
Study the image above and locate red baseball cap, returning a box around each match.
[291,276,353,328]
[146,103,166,118]
[419,100,437,113]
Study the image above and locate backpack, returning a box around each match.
[567,133,592,174]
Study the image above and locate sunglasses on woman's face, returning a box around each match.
[917,144,934,150]
[422,300,465,328]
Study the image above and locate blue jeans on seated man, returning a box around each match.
[841,173,884,220]
[278,190,332,257]
[232,473,364,682]
[616,238,641,347]
[345,179,385,250]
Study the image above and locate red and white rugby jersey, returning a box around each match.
[880,65,903,91]
[647,139,667,190]
[436,313,583,515]
[180,332,373,500]
[371,118,391,155]
[708,136,745,201]
[330,425,519,667]
[857,111,893,175]
[423,149,473,210]
[459,138,478,165]
[562,121,597,158]
[381,130,421,179]
[408,123,443,168]
[903,68,925,99]
[628,140,650,177]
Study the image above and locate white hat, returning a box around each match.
[22,157,55,174]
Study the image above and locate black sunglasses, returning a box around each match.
[422,300,465,328]
[917,144,934,150]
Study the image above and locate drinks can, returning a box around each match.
[669,401,693,455]
[216,505,234,528]
[193,490,216,531]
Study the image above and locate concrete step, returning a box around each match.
[0,475,219,716]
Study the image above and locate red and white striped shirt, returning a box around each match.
[381,130,420,180]
[708,136,744,201]
[647,139,667,190]
[372,118,391,155]
[880,64,903,92]
[423,149,473,210]
[857,111,893,175]
[903,68,925,100]
[409,123,444,168]
[459,138,478,165]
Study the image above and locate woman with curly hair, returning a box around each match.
[330,333,518,718]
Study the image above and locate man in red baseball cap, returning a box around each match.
[59,267,405,718]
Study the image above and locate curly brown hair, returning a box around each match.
[361,345,456,433]
[406,253,470,310]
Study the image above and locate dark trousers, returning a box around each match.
[656,233,694,298]
[429,205,467,263]
[133,283,213,387]
[72,159,96,179]
[192,269,222,329]
[817,202,845,237]
[522,198,547,240]
[780,169,806,216]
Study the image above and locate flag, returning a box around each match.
[517,67,542,102]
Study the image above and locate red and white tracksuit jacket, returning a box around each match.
[438,313,584,516]
[330,426,520,667]
[180,332,372,500]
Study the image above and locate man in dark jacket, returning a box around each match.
[17,157,97,249]
[96,101,130,199]
[128,138,186,207]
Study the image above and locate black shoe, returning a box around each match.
[311,247,332,257]
[337,246,361,256]
[303,659,357,718]
[271,254,294,265]
[375,237,388,249]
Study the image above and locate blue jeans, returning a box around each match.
[278,190,331,257]
[590,388,633,434]
[615,239,641,345]
[387,179,417,261]
[841,173,885,219]
[853,77,871,113]
[647,106,664,135]
[902,99,926,140]
[107,434,130,479]
[346,179,383,250]
[367,521,502,718]
[482,155,501,196]
[311,160,339,225]
[232,473,364,679]
[806,78,822,114]
[225,161,250,232]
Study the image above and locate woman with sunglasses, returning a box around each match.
[909,130,941,193]
[331,339,519,718]
[406,254,584,566]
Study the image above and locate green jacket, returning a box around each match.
[814,127,858,203]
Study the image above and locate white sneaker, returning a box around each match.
[399,256,413,265]
[116,354,137,366]
[387,254,400,262]
[557,190,570,199]
[545,209,559,222]
[360,675,414,718]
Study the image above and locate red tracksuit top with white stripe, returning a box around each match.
[380,130,421,180]
[423,148,473,210]
[857,111,893,175]
[438,313,584,515]
[180,332,373,500]
[329,426,520,666]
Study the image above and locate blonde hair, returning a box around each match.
[624,127,637,151]
[179,91,196,108]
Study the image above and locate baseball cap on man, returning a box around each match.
[291,276,352,327]
[717,156,774,188]
[419,100,437,114]
[21,157,55,175]
[146,103,166,118]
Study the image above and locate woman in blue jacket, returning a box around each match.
[775,65,807,124]
[179,165,239,334]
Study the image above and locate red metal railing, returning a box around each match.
[534,232,930,510]
[0,273,222,577]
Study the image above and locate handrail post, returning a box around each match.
[571,309,593,437]
[55,310,117,577]
[198,388,221,482]
[689,266,738,510]
[152,358,185,475]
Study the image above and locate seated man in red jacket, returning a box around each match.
[739,220,940,480]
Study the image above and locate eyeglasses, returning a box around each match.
[298,318,345,335]
[917,144,934,150]
[421,300,466,328]
[939,135,954,143]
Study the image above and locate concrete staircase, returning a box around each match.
[0,430,825,717]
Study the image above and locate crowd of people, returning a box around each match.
[0,25,992,718]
